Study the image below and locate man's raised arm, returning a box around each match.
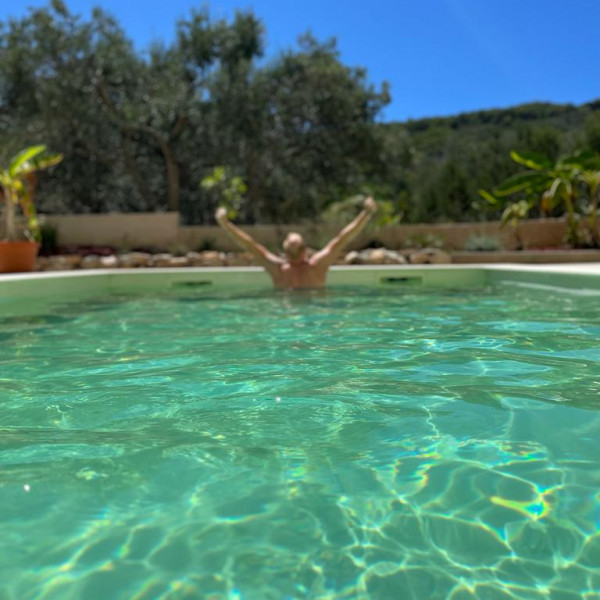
[311,197,378,267]
[215,207,283,274]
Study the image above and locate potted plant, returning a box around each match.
[0,145,62,272]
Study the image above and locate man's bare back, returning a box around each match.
[215,197,377,289]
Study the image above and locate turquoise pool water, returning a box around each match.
[1,284,599,599]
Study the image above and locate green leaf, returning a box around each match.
[509,151,552,171]
[9,145,47,178]
[477,189,499,206]
[564,150,596,166]
[17,153,63,177]
[501,200,530,225]
[213,166,226,181]
[547,177,563,199]
[494,172,546,196]
[573,151,600,170]
[200,177,216,190]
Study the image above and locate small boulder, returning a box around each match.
[36,257,50,271]
[346,248,407,265]
[119,252,151,268]
[81,255,102,269]
[344,251,360,264]
[44,255,81,271]
[185,252,204,267]
[374,249,407,264]
[366,248,387,264]
[99,255,119,268]
[150,253,174,267]
[197,251,226,267]
[223,252,255,266]
[63,255,82,269]
[166,256,190,268]
[409,248,451,264]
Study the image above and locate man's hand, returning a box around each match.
[363,196,377,215]
[215,207,228,225]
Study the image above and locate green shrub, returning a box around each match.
[39,222,59,255]
[465,234,502,251]
[404,233,444,249]
[167,242,190,256]
[197,238,215,252]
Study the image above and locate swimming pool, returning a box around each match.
[1,267,599,599]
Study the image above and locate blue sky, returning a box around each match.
[6,0,600,121]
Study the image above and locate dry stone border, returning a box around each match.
[408,248,452,264]
[35,248,452,271]
[344,247,451,265]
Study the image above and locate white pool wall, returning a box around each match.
[1,264,600,316]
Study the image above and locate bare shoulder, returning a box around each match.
[263,255,287,280]
[309,245,337,268]
[308,251,332,270]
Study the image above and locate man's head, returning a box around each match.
[283,232,306,263]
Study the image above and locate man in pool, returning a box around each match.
[215,196,378,289]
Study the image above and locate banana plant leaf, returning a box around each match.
[494,172,547,196]
[8,145,48,178]
[509,151,552,171]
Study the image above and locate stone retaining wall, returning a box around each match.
[33,247,600,272]
[28,212,581,252]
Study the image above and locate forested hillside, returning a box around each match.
[1,1,599,224]
[376,100,600,223]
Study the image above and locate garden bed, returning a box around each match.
[31,247,600,272]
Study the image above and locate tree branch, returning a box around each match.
[94,73,181,210]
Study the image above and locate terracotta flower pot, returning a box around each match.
[0,241,40,273]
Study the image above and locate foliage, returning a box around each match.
[0,2,388,224]
[0,145,62,241]
[197,238,215,252]
[39,221,58,255]
[574,151,600,246]
[320,194,401,228]
[1,2,599,226]
[200,166,247,220]
[374,101,599,224]
[479,150,600,247]
[403,233,444,250]
[464,234,502,252]
[167,242,190,257]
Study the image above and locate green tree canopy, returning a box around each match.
[1,1,599,226]
[0,1,389,224]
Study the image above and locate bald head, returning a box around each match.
[283,232,306,262]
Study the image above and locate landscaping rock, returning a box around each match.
[345,248,407,265]
[36,257,49,271]
[43,255,81,270]
[409,248,451,264]
[223,252,255,266]
[186,251,226,267]
[149,253,174,267]
[119,252,151,268]
[81,255,102,269]
[344,251,360,264]
[166,256,190,268]
[64,255,82,269]
[185,252,204,267]
[374,249,407,264]
[99,255,119,268]
[33,246,453,272]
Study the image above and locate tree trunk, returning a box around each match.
[95,77,181,212]
[120,135,154,209]
[159,141,180,212]
[564,192,579,247]
[4,189,17,241]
